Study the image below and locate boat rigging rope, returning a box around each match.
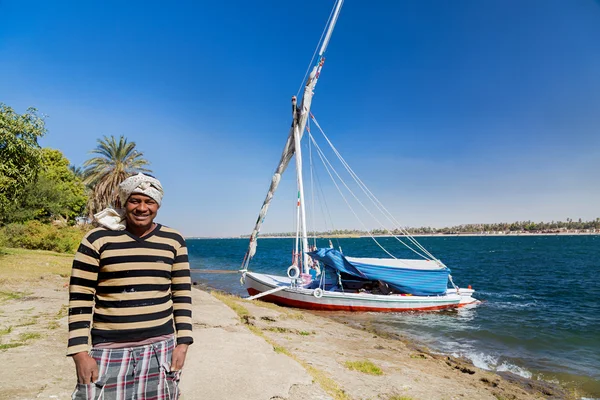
[448,274,459,292]
[311,115,434,259]
[307,124,340,249]
[308,133,398,259]
[295,3,337,98]
[308,121,318,249]
[310,114,439,262]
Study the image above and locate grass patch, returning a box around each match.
[0,247,73,257]
[56,304,68,319]
[267,326,292,334]
[16,316,38,327]
[250,300,305,320]
[212,292,249,319]
[265,327,314,336]
[247,325,263,336]
[344,360,383,376]
[0,343,24,350]
[306,365,350,400]
[388,396,414,400]
[48,321,59,330]
[20,332,41,341]
[0,290,30,301]
[0,248,72,284]
[0,326,12,336]
[285,311,305,320]
[0,331,41,350]
[249,299,284,311]
[273,345,291,356]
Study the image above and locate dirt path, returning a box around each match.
[0,249,74,400]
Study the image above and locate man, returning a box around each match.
[68,173,193,399]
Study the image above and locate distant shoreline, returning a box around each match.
[186,232,600,239]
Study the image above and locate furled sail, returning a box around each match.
[243,75,318,264]
[241,0,344,270]
[245,122,296,261]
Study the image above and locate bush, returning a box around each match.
[0,221,88,253]
[0,228,6,249]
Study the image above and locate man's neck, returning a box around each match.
[126,223,157,238]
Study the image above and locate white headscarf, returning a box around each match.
[118,173,164,206]
[93,173,164,231]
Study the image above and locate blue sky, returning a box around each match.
[1,0,599,237]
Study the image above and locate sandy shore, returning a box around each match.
[0,248,578,400]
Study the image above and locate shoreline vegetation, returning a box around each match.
[241,219,599,239]
[246,231,599,240]
[0,248,592,400]
[1,219,597,253]
[186,219,599,239]
[1,103,155,255]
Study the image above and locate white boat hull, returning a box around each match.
[244,272,479,312]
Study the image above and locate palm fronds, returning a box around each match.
[83,135,151,216]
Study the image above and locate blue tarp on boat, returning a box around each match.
[308,248,450,296]
[308,248,366,278]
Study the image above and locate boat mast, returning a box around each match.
[241,0,344,272]
[295,0,344,274]
[293,113,309,273]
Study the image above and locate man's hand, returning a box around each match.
[72,352,98,384]
[171,344,189,371]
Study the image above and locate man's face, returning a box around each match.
[124,193,159,230]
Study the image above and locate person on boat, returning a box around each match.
[377,280,393,295]
[309,265,318,280]
[67,173,193,399]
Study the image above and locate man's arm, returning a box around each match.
[171,238,193,370]
[67,234,100,382]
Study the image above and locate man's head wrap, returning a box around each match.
[93,173,163,231]
[118,173,164,206]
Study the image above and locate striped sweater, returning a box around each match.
[67,224,193,356]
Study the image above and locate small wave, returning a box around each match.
[497,361,533,378]
[477,291,531,300]
[487,301,538,310]
[457,351,532,379]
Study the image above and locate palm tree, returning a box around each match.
[83,135,151,216]
[69,165,84,179]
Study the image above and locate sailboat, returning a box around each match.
[240,0,479,312]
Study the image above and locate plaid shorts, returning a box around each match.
[71,337,181,400]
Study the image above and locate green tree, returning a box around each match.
[83,135,151,216]
[3,148,87,224]
[0,104,46,223]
